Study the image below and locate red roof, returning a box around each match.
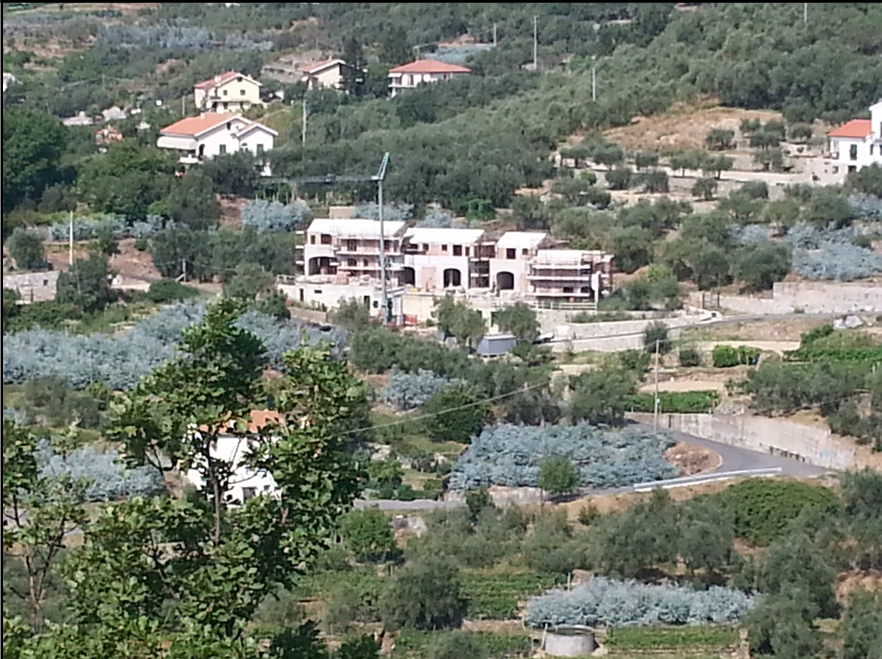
[388,58,472,75]
[160,113,235,136]
[828,119,872,139]
[194,71,241,90]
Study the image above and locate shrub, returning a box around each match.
[538,455,579,498]
[643,321,671,354]
[713,479,841,545]
[606,167,633,190]
[692,177,718,200]
[421,384,486,444]
[711,345,761,368]
[7,228,46,270]
[525,577,754,628]
[449,424,676,491]
[379,556,467,630]
[625,391,720,413]
[338,507,397,563]
[133,238,149,252]
[35,439,165,502]
[418,208,453,228]
[383,369,457,411]
[679,346,701,367]
[240,199,311,233]
[147,279,201,304]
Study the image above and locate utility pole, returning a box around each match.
[532,15,538,71]
[301,97,307,145]
[181,95,185,117]
[493,23,497,47]
[181,258,187,282]
[376,153,390,325]
[653,339,660,434]
[68,211,74,266]
[803,2,807,26]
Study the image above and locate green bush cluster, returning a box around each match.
[712,345,762,368]
[625,391,720,414]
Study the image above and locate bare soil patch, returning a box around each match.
[603,100,782,152]
[835,570,882,601]
[665,442,722,476]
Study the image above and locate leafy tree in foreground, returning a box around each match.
[538,455,579,499]
[432,295,486,349]
[746,589,821,659]
[2,109,68,213]
[6,299,371,656]
[7,228,46,271]
[840,590,882,659]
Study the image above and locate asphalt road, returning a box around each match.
[355,422,830,512]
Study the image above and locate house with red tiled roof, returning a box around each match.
[157,112,277,175]
[300,58,364,92]
[193,71,263,114]
[187,410,283,504]
[809,101,882,185]
[387,58,472,97]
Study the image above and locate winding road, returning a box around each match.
[354,421,830,512]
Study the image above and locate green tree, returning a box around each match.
[379,26,412,66]
[223,262,275,301]
[611,226,654,273]
[643,321,671,354]
[634,151,659,170]
[691,177,718,200]
[340,36,366,96]
[706,128,735,151]
[329,298,372,330]
[846,163,882,198]
[422,384,486,444]
[465,486,493,521]
[732,240,792,291]
[379,555,467,630]
[670,150,706,177]
[427,632,486,659]
[761,199,801,228]
[338,507,397,563]
[569,367,638,426]
[33,300,368,654]
[703,154,734,179]
[757,533,839,618]
[56,254,115,313]
[606,166,633,190]
[201,151,260,196]
[494,302,539,342]
[746,589,821,659]
[538,455,579,499]
[2,109,68,213]
[754,147,785,172]
[432,296,485,349]
[7,228,46,271]
[639,169,669,193]
[77,142,175,220]
[165,169,220,231]
[691,245,732,290]
[2,422,87,633]
[92,224,119,257]
[840,590,882,659]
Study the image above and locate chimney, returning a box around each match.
[214,75,222,84]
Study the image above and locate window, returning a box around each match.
[223,89,228,96]
[832,166,839,174]
[240,88,246,96]
[522,248,528,256]
[223,102,228,110]
[226,121,232,130]
[871,145,875,156]
[849,165,857,173]
[453,245,462,256]
[256,144,264,155]
[442,244,448,252]
[310,235,316,244]
[241,143,247,150]
[850,144,858,161]
[465,247,470,256]
[320,234,332,245]
[563,286,574,294]
[347,258,357,267]
[237,76,242,82]
[219,144,227,155]
[506,248,516,260]
[422,244,428,251]
[241,487,257,502]
[346,240,357,252]
[314,290,322,295]
[363,258,369,266]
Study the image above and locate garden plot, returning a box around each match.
[449,423,676,491]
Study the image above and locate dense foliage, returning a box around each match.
[382,369,459,411]
[240,199,311,233]
[525,577,754,628]
[449,424,676,491]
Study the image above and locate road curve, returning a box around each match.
[355,423,831,512]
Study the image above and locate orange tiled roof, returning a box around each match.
[198,410,282,435]
[160,112,234,136]
[194,70,241,90]
[828,119,872,139]
[389,58,472,75]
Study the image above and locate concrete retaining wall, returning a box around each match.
[697,282,882,316]
[628,412,856,470]
[544,629,597,657]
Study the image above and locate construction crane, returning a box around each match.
[282,154,393,325]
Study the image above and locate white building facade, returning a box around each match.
[388,59,472,97]
[157,113,276,173]
[194,71,263,114]
[810,100,882,185]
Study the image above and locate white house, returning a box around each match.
[185,410,281,505]
[388,59,472,97]
[193,71,263,114]
[401,227,486,290]
[300,59,363,91]
[490,231,551,294]
[813,100,882,184]
[157,112,277,174]
[2,72,16,93]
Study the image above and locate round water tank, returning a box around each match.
[543,626,597,658]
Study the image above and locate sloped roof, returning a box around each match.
[301,58,346,74]
[495,231,548,250]
[404,227,485,245]
[307,218,407,238]
[828,119,872,139]
[388,59,472,75]
[194,71,261,90]
[160,113,235,136]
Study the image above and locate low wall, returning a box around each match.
[696,282,882,315]
[628,412,856,470]
[544,629,597,657]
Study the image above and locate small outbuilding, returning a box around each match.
[475,333,517,357]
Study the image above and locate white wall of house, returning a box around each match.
[237,126,275,158]
[195,76,262,113]
[871,101,882,140]
[829,136,875,170]
[194,118,251,157]
[305,64,345,90]
[185,435,278,505]
[389,71,469,96]
[404,253,471,291]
